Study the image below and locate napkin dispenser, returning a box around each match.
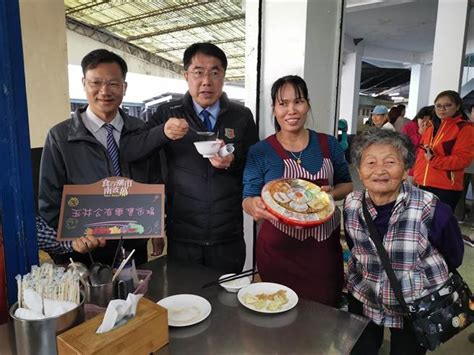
[57,298,168,354]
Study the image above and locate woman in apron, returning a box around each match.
[243,75,353,307]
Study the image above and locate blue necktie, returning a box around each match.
[104,124,121,176]
[201,110,213,132]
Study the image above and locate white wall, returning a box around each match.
[67,30,181,80]
[19,0,70,148]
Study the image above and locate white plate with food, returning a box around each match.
[237,282,298,314]
[157,294,212,327]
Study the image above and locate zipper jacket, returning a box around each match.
[414,115,474,191]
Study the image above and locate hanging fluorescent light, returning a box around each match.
[389,92,400,96]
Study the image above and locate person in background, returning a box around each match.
[371,105,395,131]
[400,105,433,179]
[38,49,161,266]
[393,104,411,132]
[345,128,463,355]
[414,90,474,211]
[387,106,402,130]
[454,104,474,246]
[242,75,353,306]
[121,43,258,272]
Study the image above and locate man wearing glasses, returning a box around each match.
[126,43,258,272]
[38,49,160,266]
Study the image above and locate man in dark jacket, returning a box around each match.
[125,43,258,272]
[38,49,161,266]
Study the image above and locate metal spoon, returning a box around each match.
[188,125,216,137]
[170,104,215,137]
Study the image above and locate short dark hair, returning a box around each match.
[414,105,433,121]
[388,106,402,124]
[183,43,228,71]
[81,49,128,79]
[270,75,310,132]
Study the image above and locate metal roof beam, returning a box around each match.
[66,18,183,74]
[66,0,109,15]
[154,37,245,54]
[127,14,245,41]
[98,2,208,28]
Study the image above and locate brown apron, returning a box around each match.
[256,134,343,306]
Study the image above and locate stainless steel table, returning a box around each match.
[143,257,368,355]
[0,257,368,354]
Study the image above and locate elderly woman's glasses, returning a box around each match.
[84,78,124,90]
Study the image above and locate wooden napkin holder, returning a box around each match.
[57,297,168,354]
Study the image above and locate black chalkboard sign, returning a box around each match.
[57,177,165,240]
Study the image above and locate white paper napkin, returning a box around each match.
[96,293,143,334]
[14,289,77,319]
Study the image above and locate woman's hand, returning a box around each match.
[418,119,431,135]
[321,182,353,201]
[424,147,434,161]
[320,185,333,195]
[72,235,106,254]
[242,196,278,222]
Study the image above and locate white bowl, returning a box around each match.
[219,273,251,293]
[194,141,221,158]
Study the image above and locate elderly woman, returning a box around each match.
[344,128,464,355]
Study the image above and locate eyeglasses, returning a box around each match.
[84,78,124,90]
[187,69,224,80]
[434,103,454,110]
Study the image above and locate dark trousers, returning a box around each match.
[419,186,462,212]
[348,296,426,355]
[167,238,246,274]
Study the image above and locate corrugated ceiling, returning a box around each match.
[64,0,246,82]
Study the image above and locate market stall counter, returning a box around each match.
[0,256,368,354]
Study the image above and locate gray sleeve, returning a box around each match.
[38,130,66,229]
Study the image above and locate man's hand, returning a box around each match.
[72,235,106,254]
[164,118,189,140]
[209,139,233,169]
[242,196,278,222]
[151,238,165,257]
[209,153,234,169]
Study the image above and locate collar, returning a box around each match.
[192,99,221,118]
[69,106,129,141]
[85,106,123,133]
[363,180,411,217]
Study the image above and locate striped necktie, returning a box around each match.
[104,123,121,176]
[201,109,213,132]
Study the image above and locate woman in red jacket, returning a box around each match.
[401,106,433,178]
[414,90,474,211]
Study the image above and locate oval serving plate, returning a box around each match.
[261,178,335,227]
[237,282,298,314]
[157,294,212,327]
